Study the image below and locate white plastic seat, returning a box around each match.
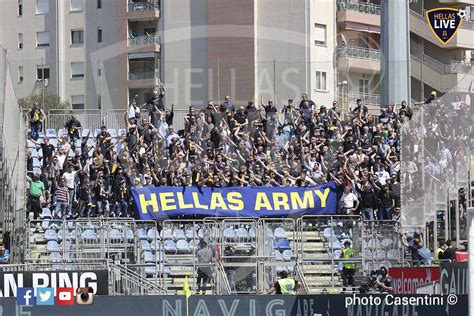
[328,240,341,250]
[118,129,127,137]
[323,227,335,240]
[176,240,190,253]
[368,238,381,250]
[223,227,236,240]
[108,229,122,242]
[266,227,274,239]
[376,250,386,260]
[49,139,58,147]
[156,251,164,262]
[144,251,154,263]
[185,228,199,240]
[160,228,173,240]
[107,129,118,138]
[41,208,52,219]
[164,240,177,253]
[82,129,90,137]
[334,249,342,259]
[94,129,101,137]
[123,229,134,242]
[46,240,60,252]
[82,229,98,242]
[49,252,62,263]
[274,227,287,239]
[147,228,160,241]
[173,229,186,240]
[387,249,398,260]
[364,249,373,259]
[274,250,283,262]
[235,227,248,242]
[138,228,148,240]
[150,240,160,252]
[282,249,293,261]
[46,129,57,138]
[141,240,151,252]
[145,266,157,276]
[44,229,58,241]
[381,238,393,248]
[188,239,200,250]
[249,227,256,239]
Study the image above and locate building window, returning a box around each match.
[18,33,23,49]
[36,31,50,47]
[97,28,102,43]
[97,94,102,109]
[36,66,50,80]
[18,66,24,83]
[71,95,85,109]
[18,0,23,16]
[316,71,327,91]
[36,0,49,14]
[97,0,102,9]
[71,29,84,45]
[359,79,369,95]
[71,62,85,79]
[314,23,327,46]
[70,0,84,11]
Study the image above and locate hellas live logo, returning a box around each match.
[426,8,466,45]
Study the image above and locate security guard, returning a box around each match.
[435,240,446,264]
[342,240,356,288]
[266,270,299,295]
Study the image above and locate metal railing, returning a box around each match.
[337,45,381,61]
[128,1,160,12]
[348,92,381,107]
[412,54,473,75]
[337,0,381,16]
[128,35,161,47]
[128,68,160,80]
[109,263,167,295]
[46,109,103,132]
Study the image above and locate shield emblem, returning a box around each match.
[426,8,463,45]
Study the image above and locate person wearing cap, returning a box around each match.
[414,91,438,106]
[266,270,299,295]
[342,240,357,288]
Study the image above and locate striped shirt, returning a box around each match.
[56,186,68,203]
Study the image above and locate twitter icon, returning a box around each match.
[36,288,55,306]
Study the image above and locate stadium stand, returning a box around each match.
[22,93,452,294]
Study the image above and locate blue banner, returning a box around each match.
[132,182,337,220]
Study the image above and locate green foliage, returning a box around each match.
[18,92,70,112]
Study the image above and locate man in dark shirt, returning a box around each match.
[352,99,368,118]
[64,115,82,143]
[360,185,377,220]
[31,137,55,168]
[440,240,456,261]
[233,106,247,124]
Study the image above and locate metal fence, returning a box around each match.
[128,0,160,12]
[128,35,161,47]
[337,45,382,61]
[337,0,381,15]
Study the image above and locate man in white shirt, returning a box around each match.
[340,186,359,215]
[63,165,77,217]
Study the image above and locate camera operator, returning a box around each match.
[375,266,393,293]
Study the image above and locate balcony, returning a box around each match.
[337,45,381,73]
[410,9,474,49]
[128,35,161,48]
[348,92,381,109]
[127,1,160,20]
[337,0,381,29]
[438,0,474,5]
[128,52,160,87]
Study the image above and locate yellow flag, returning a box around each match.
[183,276,191,299]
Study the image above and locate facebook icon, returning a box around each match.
[17,288,35,306]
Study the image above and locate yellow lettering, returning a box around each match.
[290,191,315,209]
[176,192,193,209]
[159,192,176,211]
[192,192,208,209]
[272,192,289,210]
[314,188,330,208]
[210,192,228,210]
[255,192,272,211]
[227,192,244,211]
[139,194,159,213]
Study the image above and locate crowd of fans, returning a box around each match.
[26,92,408,222]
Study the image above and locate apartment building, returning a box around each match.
[336,0,473,110]
[0,0,470,111]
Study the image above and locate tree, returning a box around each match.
[18,92,70,113]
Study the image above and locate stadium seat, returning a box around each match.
[276,265,287,274]
[27,139,36,148]
[164,240,177,253]
[160,228,173,240]
[381,238,393,249]
[108,229,122,242]
[40,219,50,231]
[185,228,199,240]
[274,250,283,262]
[107,129,118,138]
[46,129,57,138]
[33,158,41,168]
[282,250,293,261]
[274,227,287,239]
[44,229,58,241]
[94,129,101,137]
[141,240,151,252]
[30,149,39,158]
[147,228,160,241]
[323,227,335,240]
[368,238,381,250]
[248,227,256,240]
[235,227,249,242]
[75,139,82,148]
[49,252,62,263]
[82,229,98,242]
[156,251,164,262]
[277,239,291,251]
[138,228,148,240]
[363,249,373,259]
[123,228,134,242]
[46,240,60,252]
[145,266,157,277]
[376,250,386,260]
[118,129,127,137]
[144,251,154,263]
[150,240,160,252]
[58,129,66,138]
[82,129,90,137]
[188,239,200,250]
[223,227,236,240]
[176,240,190,253]
[173,229,186,240]
[266,228,274,239]
[387,249,398,260]
[334,249,342,258]
[40,208,52,219]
